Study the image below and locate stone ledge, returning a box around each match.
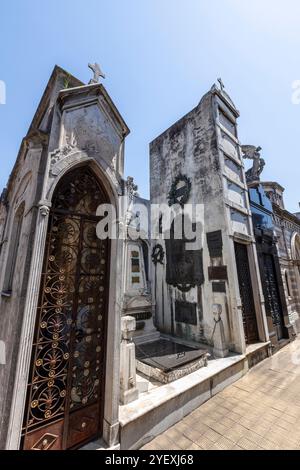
[120,353,244,426]
[80,438,120,451]
[245,341,271,369]
[119,353,247,449]
[119,342,274,449]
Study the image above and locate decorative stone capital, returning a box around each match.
[38,201,51,217]
[25,130,49,149]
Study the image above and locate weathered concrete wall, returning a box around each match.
[150,92,226,345]
[150,85,268,355]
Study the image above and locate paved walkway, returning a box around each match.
[142,338,300,450]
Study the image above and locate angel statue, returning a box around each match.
[241,145,265,183]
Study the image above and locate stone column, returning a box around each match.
[5,201,51,449]
[120,316,139,405]
[102,234,122,448]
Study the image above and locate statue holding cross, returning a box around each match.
[88,62,105,84]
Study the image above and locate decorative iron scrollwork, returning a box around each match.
[31,433,58,450]
[22,167,109,449]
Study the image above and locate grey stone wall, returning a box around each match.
[149,86,264,353]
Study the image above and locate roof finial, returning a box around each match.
[217,77,225,91]
[88,62,105,84]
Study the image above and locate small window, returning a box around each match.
[131,250,141,286]
[2,203,25,295]
[159,213,163,235]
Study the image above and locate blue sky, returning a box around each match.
[0,0,299,211]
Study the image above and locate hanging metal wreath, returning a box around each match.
[168,173,192,207]
[151,244,165,265]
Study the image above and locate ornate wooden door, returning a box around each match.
[234,242,259,344]
[262,254,284,340]
[21,168,110,450]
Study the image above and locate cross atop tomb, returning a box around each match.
[88,62,105,84]
[217,77,225,91]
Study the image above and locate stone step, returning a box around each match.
[120,345,270,449]
[136,374,150,393]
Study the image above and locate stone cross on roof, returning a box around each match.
[88,62,105,84]
[217,77,225,91]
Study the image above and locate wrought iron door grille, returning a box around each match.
[21,168,109,450]
[234,242,259,344]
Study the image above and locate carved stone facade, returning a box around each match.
[248,183,294,351]
[261,182,300,332]
[121,194,159,344]
[0,66,130,450]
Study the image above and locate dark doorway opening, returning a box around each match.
[234,242,259,344]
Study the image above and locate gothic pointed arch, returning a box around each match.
[21,165,111,450]
[291,232,300,262]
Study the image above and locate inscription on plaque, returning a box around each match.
[212,281,226,293]
[208,266,228,280]
[165,217,204,290]
[175,300,197,325]
[206,230,223,258]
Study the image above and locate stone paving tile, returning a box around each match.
[175,435,194,450]
[251,424,270,437]
[195,434,216,450]
[142,338,300,450]
[213,436,235,450]
[201,428,221,443]
[188,442,202,450]
[237,437,258,450]
[182,428,204,443]
[173,421,190,434]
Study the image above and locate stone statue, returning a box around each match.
[126,176,139,200]
[88,62,105,84]
[241,145,265,183]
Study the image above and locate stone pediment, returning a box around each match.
[61,103,120,166]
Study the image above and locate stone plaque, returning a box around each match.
[212,282,226,293]
[208,266,228,280]
[206,230,223,258]
[165,217,204,289]
[175,300,197,325]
